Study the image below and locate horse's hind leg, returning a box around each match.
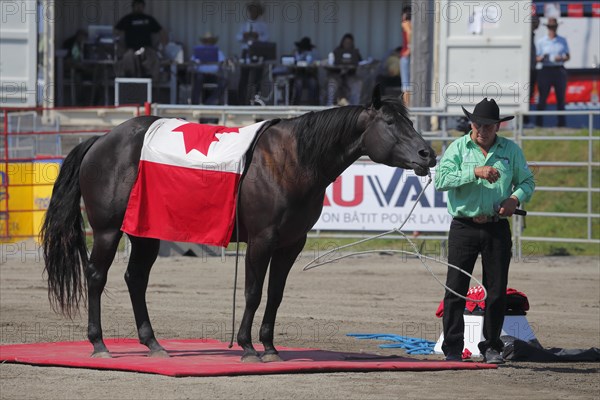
[237,235,273,363]
[260,237,306,362]
[124,236,167,357]
[87,229,122,358]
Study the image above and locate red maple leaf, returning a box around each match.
[171,123,240,155]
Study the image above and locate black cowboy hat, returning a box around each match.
[544,17,559,28]
[295,37,315,51]
[462,98,514,125]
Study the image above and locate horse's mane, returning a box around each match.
[291,106,365,171]
[379,96,411,123]
[290,97,410,171]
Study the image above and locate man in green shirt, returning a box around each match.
[435,98,535,364]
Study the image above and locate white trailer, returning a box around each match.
[433,0,533,115]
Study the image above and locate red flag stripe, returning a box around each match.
[121,160,240,246]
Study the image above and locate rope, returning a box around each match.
[348,333,436,355]
[228,213,240,349]
[303,173,488,304]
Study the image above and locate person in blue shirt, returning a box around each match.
[191,33,228,105]
[535,17,570,127]
[236,1,269,49]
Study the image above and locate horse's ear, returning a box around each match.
[371,84,382,110]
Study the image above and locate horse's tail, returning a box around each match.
[41,135,101,318]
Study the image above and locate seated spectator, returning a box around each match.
[114,0,167,81]
[326,33,363,106]
[63,29,88,65]
[375,47,403,96]
[292,37,319,105]
[62,29,95,104]
[191,33,228,105]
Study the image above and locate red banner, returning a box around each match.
[533,78,600,104]
[567,4,584,17]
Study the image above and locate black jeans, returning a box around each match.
[442,218,512,356]
[537,66,567,127]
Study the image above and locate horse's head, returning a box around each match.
[362,86,436,176]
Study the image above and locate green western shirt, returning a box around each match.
[434,133,535,217]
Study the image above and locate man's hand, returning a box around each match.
[243,31,259,41]
[475,166,500,183]
[498,196,519,217]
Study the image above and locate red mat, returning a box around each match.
[0,339,496,376]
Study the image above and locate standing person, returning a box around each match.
[236,2,269,104]
[535,17,570,127]
[400,5,412,106]
[114,0,167,81]
[236,1,269,47]
[435,98,535,364]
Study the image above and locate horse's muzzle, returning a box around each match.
[411,151,436,176]
[412,162,431,177]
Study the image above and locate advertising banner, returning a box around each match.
[314,163,451,232]
[0,161,60,242]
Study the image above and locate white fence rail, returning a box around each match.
[149,104,600,256]
[3,105,597,256]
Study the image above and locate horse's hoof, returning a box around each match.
[149,349,169,358]
[91,351,111,358]
[261,353,283,363]
[240,354,262,363]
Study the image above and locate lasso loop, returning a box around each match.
[303,173,488,303]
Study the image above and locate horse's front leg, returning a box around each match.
[237,235,273,363]
[259,237,307,362]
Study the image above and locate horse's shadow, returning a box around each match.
[109,348,408,363]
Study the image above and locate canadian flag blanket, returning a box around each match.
[121,118,267,246]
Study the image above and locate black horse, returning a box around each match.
[42,86,436,362]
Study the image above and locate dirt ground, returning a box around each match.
[1,244,599,400]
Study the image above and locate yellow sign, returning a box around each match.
[0,162,60,242]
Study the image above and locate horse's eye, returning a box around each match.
[386,120,395,126]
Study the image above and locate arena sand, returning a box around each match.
[1,245,598,399]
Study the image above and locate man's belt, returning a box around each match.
[454,216,501,224]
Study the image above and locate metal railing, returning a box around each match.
[512,110,599,258]
[149,104,600,256]
[0,105,598,256]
